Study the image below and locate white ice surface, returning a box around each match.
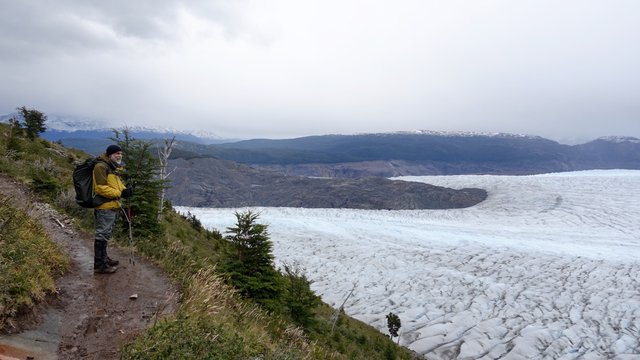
[176,170,640,359]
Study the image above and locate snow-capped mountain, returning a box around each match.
[0,112,227,144]
[40,114,110,132]
[1,112,109,132]
[396,129,545,140]
[596,136,640,144]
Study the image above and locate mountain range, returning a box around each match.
[3,113,638,209]
[169,132,640,177]
[5,113,638,177]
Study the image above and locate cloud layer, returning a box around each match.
[1,0,639,142]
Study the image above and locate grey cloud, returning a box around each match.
[0,0,239,62]
[1,1,639,142]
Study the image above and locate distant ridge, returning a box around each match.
[0,112,236,154]
[1,112,229,140]
[374,129,545,140]
[199,133,640,177]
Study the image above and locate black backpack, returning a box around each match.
[72,158,110,208]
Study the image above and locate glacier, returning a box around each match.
[177,169,640,359]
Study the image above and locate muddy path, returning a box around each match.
[0,175,179,360]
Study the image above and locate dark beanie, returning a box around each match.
[106,144,122,156]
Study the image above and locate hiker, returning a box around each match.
[93,144,133,274]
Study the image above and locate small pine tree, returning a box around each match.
[113,129,166,237]
[221,210,283,311]
[281,262,320,329]
[386,312,401,342]
[17,106,47,140]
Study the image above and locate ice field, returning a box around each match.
[177,170,640,359]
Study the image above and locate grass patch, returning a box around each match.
[123,267,329,359]
[0,195,70,331]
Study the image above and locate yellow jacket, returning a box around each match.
[92,154,126,210]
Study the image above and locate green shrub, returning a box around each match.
[220,211,284,312]
[29,167,60,200]
[281,263,320,329]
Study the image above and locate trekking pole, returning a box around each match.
[121,199,135,266]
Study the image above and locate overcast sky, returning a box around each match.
[1,1,639,143]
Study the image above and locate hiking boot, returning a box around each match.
[94,265,117,274]
[106,257,119,266]
[94,258,119,269]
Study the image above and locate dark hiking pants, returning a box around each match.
[94,209,117,268]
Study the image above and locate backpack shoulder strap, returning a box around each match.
[93,159,112,186]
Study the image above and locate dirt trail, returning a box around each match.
[0,175,178,360]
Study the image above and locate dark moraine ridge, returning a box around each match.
[166,157,487,210]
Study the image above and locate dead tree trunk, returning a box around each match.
[157,136,176,219]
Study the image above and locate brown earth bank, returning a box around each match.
[0,175,178,360]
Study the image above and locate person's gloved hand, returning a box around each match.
[121,187,133,199]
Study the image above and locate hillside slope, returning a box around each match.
[0,123,421,359]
